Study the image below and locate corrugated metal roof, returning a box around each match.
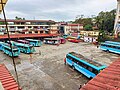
[0,64,21,90]
[80,58,120,90]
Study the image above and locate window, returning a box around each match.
[29,31,32,34]
[18,26,25,29]
[35,31,38,33]
[13,49,19,52]
[40,31,43,33]
[28,26,31,28]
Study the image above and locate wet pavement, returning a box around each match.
[0,42,119,90]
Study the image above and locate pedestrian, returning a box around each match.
[64,58,66,65]
[39,50,41,55]
[79,85,82,89]
[29,53,33,64]
[30,53,32,58]
[97,45,99,48]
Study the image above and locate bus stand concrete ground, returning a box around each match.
[0,42,119,90]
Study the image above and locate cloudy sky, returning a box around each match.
[0,0,117,21]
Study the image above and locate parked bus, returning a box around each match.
[64,52,107,78]
[44,38,60,45]
[26,39,42,47]
[9,41,35,54]
[100,42,120,54]
[62,34,69,39]
[2,42,20,57]
[17,40,30,44]
[105,41,120,45]
[0,42,4,51]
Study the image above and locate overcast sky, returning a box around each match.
[0,0,117,21]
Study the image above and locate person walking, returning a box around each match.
[29,53,33,64]
[79,85,82,89]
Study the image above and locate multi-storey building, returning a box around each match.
[0,19,59,35]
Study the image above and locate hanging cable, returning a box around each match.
[0,0,20,89]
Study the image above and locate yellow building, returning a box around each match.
[80,30,99,36]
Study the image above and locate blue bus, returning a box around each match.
[26,39,42,47]
[64,52,107,78]
[105,41,120,45]
[0,42,4,51]
[62,34,69,39]
[100,42,120,54]
[2,42,20,57]
[8,41,35,54]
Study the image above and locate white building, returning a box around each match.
[84,36,98,43]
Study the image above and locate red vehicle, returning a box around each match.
[68,39,83,43]
[92,41,98,45]
[59,38,66,44]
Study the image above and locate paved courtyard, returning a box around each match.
[0,42,119,90]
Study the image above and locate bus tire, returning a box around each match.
[106,50,109,52]
[72,66,75,70]
[89,77,92,80]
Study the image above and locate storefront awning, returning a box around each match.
[0,0,8,13]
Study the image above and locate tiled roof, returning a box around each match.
[67,24,83,26]
[80,58,120,90]
[0,64,21,90]
[0,34,59,39]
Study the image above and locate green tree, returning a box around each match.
[94,9,116,33]
[98,30,112,42]
[84,24,93,31]
[74,18,93,26]
[15,16,25,20]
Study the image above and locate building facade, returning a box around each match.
[0,19,59,35]
[59,23,83,35]
[80,30,99,36]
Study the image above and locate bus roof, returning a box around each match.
[105,41,120,45]
[2,43,18,50]
[14,41,32,47]
[68,52,106,70]
[44,38,60,41]
[17,40,29,43]
[101,42,120,48]
[26,39,40,42]
[0,42,4,44]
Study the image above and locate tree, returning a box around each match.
[74,18,93,26]
[98,30,112,42]
[15,16,25,20]
[84,24,93,31]
[94,9,116,33]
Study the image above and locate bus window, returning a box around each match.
[88,67,93,72]
[92,68,98,75]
